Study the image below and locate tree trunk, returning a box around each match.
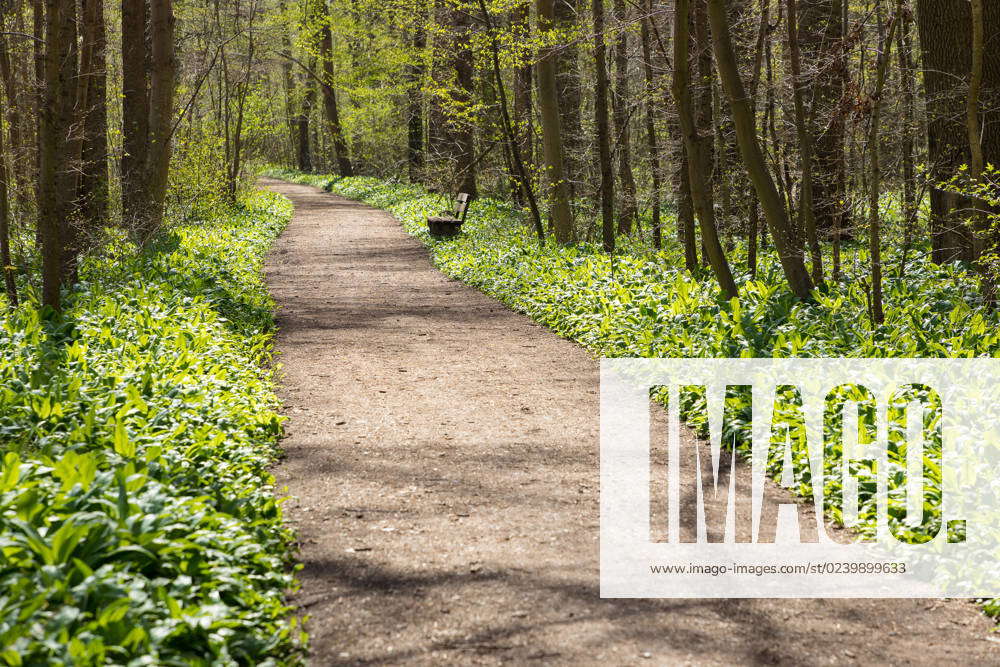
[641,3,662,249]
[592,0,615,252]
[867,7,897,325]
[536,0,574,243]
[407,24,425,182]
[39,0,78,309]
[319,8,354,177]
[121,0,149,236]
[555,0,581,199]
[916,0,1000,263]
[145,0,176,238]
[786,0,822,284]
[706,0,813,298]
[674,0,738,299]
[896,4,917,273]
[512,1,533,201]
[0,69,16,307]
[611,0,637,233]
[78,0,108,231]
[449,5,477,196]
[298,72,314,171]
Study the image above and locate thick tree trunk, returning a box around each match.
[674,0,738,299]
[145,0,176,238]
[121,0,150,236]
[39,0,78,308]
[536,0,574,243]
[707,0,814,298]
[592,0,615,252]
[916,0,1000,263]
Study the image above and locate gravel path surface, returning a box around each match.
[263,178,998,666]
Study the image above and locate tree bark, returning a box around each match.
[592,0,615,252]
[537,0,574,242]
[39,0,78,308]
[916,0,1000,263]
[554,0,582,198]
[78,0,109,231]
[786,0,822,284]
[121,0,149,236]
[867,7,897,325]
[611,0,637,233]
[641,3,662,249]
[145,0,176,237]
[0,66,16,307]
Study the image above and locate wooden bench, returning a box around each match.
[427,193,471,237]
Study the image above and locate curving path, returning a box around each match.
[262,178,998,666]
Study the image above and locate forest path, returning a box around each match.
[262,178,997,666]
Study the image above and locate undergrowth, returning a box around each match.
[0,192,306,664]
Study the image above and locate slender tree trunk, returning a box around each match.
[786,0,822,283]
[0,72,16,307]
[555,0,581,199]
[477,0,544,240]
[536,0,574,242]
[512,1,533,201]
[592,0,615,252]
[895,4,916,274]
[319,8,354,177]
[674,0,738,299]
[298,72,314,171]
[407,24,426,182]
[450,5,477,196]
[280,0,296,159]
[611,0,637,233]
[641,3,662,249]
[121,0,149,236]
[0,28,26,215]
[867,6,897,325]
[707,0,813,298]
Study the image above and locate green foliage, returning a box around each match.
[0,192,306,663]
[266,168,1000,618]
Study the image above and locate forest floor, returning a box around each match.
[261,178,999,666]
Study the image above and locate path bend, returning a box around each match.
[262,178,997,666]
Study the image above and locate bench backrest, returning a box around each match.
[454,193,471,222]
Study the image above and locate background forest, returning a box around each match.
[0,0,997,313]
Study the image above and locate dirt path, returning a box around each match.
[262,178,998,666]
